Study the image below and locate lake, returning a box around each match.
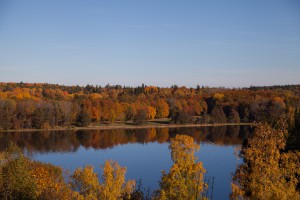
[0,125,251,199]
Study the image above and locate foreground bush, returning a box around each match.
[0,144,72,200]
[0,144,135,200]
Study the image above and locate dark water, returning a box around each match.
[0,126,251,199]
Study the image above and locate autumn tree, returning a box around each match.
[238,103,250,122]
[170,110,194,124]
[100,99,117,123]
[286,108,300,150]
[133,109,148,125]
[147,106,156,120]
[71,165,100,199]
[0,99,16,130]
[155,99,169,118]
[227,109,240,123]
[210,106,227,123]
[100,160,135,200]
[159,135,207,200]
[187,98,204,116]
[71,160,135,200]
[266,97,287,126]
[249,100,268,122]
[125,104,137,121]
[14,100,35,129]
[0,144,38,199]
[29,162,72,199]
[32,102,55,129]
[0,144,72,200]
[231,123,300,200]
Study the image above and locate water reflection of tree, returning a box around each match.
[0,131,81,153]
[0,126,251,154]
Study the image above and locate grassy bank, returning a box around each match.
[1,121,255,133]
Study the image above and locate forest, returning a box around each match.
[0,82,299,131]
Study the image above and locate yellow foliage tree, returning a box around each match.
[71,160,135,200]
[159,135,207,200]
[30,162,72,200]
[71,165,100,199]
[100,160,135,200]
[213,93,224,100]
[231,123,300,200]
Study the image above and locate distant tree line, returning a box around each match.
[0,82,299,130]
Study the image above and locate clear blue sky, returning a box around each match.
[0,0,299,87]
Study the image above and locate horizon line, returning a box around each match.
[1,81,299,90]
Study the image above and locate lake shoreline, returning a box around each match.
[1,122,255,133]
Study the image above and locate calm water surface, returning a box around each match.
[0,126,251,200]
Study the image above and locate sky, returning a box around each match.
[0,0,299,88]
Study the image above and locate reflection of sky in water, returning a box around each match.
[33,141,240,200]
